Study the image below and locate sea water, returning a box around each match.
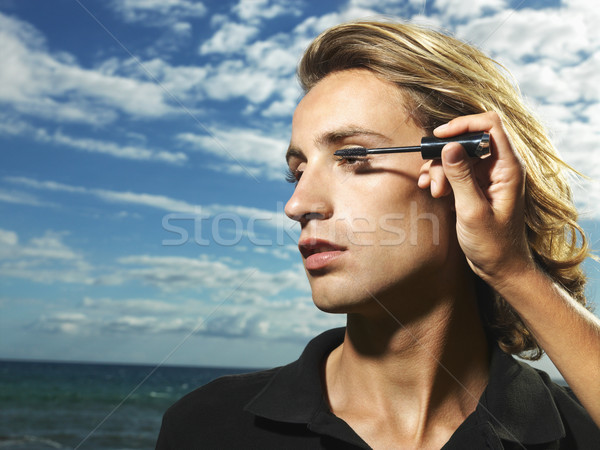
[0,360,254,449]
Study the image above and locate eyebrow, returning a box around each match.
[285,127,391,163]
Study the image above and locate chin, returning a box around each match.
[310,285,372,315]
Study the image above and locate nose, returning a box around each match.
[284,165,333,224]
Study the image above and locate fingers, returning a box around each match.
[433,111,519,165]
[429,161,452,198]
[418,160,452,198]
[419,111,524,209]
[441,142,487,216]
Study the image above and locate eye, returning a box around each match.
[335,148,370,171]
[285,167,302,185]
[336,155,367,165]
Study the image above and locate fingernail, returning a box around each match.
[445,145,464,165]
[431,179,437,192]
[417,173,426,187]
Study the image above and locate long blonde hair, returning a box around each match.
[298,20,591,359]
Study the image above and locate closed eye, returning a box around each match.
[285,167,301,184]
[335,148,370,171]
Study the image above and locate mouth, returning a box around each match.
[298,238,346,271]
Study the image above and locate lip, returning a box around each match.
[298,238,346,271]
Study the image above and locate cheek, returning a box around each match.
[333,164,455,248]
[355,187,455,258]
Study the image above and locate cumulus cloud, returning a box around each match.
[0,12,176,124]
[30,304,345,342]
[33,312,92,335]
[31,291,344,342]
[1,227,306,320]
[233,0,303,23]
[443,2,600,219]
[102,52,293,115]
[177,126,289,178]
[115,254,309,295]
[203,60,283,103]
[0,229,18,246]
[433,0,507,21]
[5,0,600,360]
[455,8,592,66]
[0,229,94,284]
[200,22,259,55]
[110,0,207,24]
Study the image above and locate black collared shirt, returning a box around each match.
[156,328,599,449]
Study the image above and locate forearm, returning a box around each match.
[491,264,600,426]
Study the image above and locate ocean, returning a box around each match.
[0,359,256,449]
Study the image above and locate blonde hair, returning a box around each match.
[298,20,591,359]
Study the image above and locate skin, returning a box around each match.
[426,113,600,430]
[285,69,600,448]
[285,69,490,449]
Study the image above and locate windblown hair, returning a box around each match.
[298,20,591,359]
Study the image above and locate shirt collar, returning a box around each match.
[244,327,344,423]
[477,343,566,445]
[245,327,566,447]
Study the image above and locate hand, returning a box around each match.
[417,112,534,288]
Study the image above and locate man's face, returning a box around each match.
[285,69,462,316]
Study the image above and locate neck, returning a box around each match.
[324,277,490,447]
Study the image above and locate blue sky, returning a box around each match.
[0,0,598,373]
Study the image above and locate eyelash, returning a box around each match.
[285,152,370,185]
[285,168,299,184]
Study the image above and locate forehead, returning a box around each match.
[291,69,409,141]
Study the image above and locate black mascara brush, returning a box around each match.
[334,131,490,160]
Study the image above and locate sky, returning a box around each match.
[0,0,598,375]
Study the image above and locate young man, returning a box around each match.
[157,20,600,449]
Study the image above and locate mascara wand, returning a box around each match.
[334,131,490,160]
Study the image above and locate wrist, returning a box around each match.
[477,254,540,301]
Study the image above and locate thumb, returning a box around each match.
[442,142,487,211]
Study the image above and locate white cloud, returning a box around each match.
[261,83,301,117]
[0,226,305,308]
[4,176,296,227]
[106,53,288,109]
[200,22,259,55]
[51,130,188,164]
[6,177,87,194]
[0,12,176,124]
[292,7,380,38]
[233,0,303,23]
[115,254,309,295]
[82,296,179,313]
[30,299,345,342]
[30,287,344,342]
[177,126,289,178]
[203,60,281,103]
[0,229,78,261]
[110,0,207,24]
[0,229,18,246]
[348,0,423,9]
[245,39,300,75]
[0,229,94,284]
[433,0,507,21]
[145,21,195,56]
[172,21,192,35]
[33,312,91,335]
[112,57,210,99]
[443,2,600,219]
[0,189,50,207]
[0,117,187,164]
[455,8,591,66]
